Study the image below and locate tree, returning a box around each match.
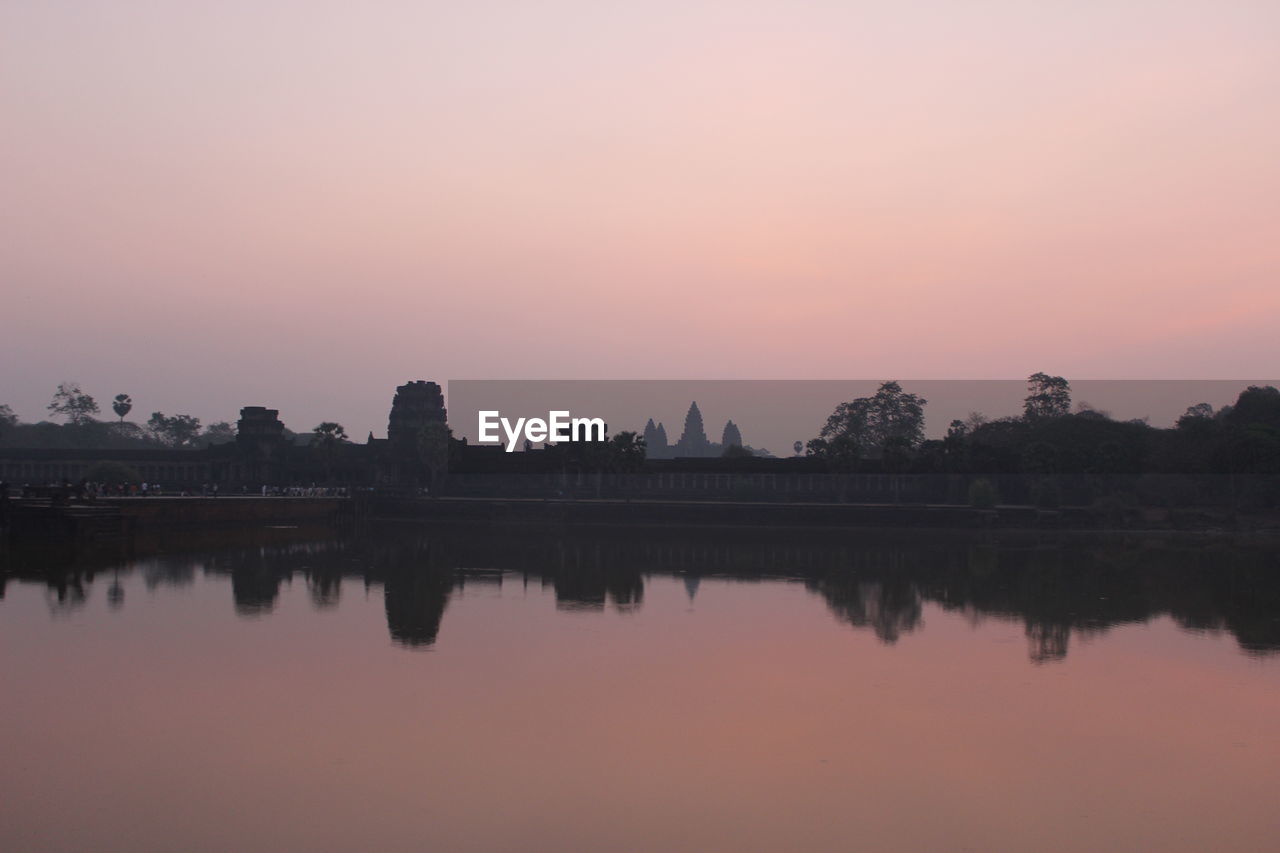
[1075,401,1111,419]
[108,421,153,445]
[312,422,349,445]
[1221,386,1280,480]
[806,433,862,475]
[148,412,203,447]
[112,393,133,422]
[1224,385,1280,429]
[1023,373,1071,420]
[818,381,927,457]
[0,404,16,430]
[312,422,349,483]
[48,382,99,424]
[200,421,236,446]
[958,411,988,436]
[606,431,646,472]
[1177,402,1215,428]
[939,420,975,473]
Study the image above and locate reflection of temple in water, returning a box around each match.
[10,524,1280,662]
[383,568,452,648]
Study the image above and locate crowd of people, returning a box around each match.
[2,480,351,500]
[255,484,350,498]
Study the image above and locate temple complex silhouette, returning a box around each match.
[0,381,451,491]
[642,401,749,459]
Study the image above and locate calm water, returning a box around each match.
[2,525,1279,852]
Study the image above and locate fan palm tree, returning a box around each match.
[112,394,133,422]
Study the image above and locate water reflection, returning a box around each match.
[382,563,452,648]
[812,575,923,645]
[4,524,1279,660]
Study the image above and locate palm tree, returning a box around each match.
[112,394,133,422]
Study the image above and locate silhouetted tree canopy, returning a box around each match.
[815,381,927,463]
[1024,373,1071,420]
[607,430,646,471]
[198,421,236,447]
[1225,385,1280,430]
[312,422,349,444]
[148,412,203,448]
[48,382,99,425]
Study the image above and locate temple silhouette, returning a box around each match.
[2,381,1278,513]
[0,380,451,491]
[642,401,749,459]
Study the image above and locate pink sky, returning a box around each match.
[2,1,1278,437]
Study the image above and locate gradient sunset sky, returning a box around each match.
[3,1,1278,438]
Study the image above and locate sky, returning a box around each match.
[2,0,1278,438]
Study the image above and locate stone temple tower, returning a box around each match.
[721,419,743,450]
[387,381,447,452]
[643,418,670,458]
[675,401,711,457]
[385,381,450,489]
[235,406,287,483]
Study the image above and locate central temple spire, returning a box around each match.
[675,401,710,456]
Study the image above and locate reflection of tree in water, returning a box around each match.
[1026,623,1070,664]
[306,570,342,609]
[552,565,644,613]
[43,574,88,615]
[810,576,922,644]
[142,557,198,590]
[107,578,125,609]
[1135,543,1280,657]
[931,542,1153,664]
[735,532,1280,663]
[805,546,933,645]
[542,538,645,613]
[8,524,1280,663]
[683,573,701,602]
[205,539,355,618]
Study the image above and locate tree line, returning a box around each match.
[804,374,1280,506]
[0,383,353,452]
